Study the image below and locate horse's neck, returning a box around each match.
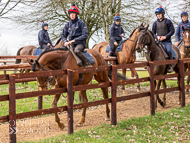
[147,34,163,61]
[124,32,138,53]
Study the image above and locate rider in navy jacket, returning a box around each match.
[109,14,125,57]
[38,22,53,50]
[61,4,90,66]
[175,12,190,46]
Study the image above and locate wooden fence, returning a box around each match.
[0,57,190,143]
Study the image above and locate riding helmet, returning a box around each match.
[181,12,188,18]
[68,4,79,14]
[42,21,48,28]
[155,6,165,14]
[113,14,121,21]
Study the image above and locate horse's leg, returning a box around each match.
[130,68,141,92]
[161,79,167,107]
[122,68,126,94]
[155,80,163,108]
[24,69,30,85]
[52,92,65,129]
[178,76,181,105]
[155,80,158,109]
[77,90,87,126]
[101,87,110,121]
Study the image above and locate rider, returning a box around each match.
[152,6,176,73]
[109,14,125,57]
[175,12,190,46]
[38,22,53,50]
[61,4,90,66]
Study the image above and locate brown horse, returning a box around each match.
[178,26,190,94]
[92,24,145,94]
[14,45,37,73]
[28,48,126,129]
[135,25,180,108]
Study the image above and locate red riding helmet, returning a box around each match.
[68,4,79,14]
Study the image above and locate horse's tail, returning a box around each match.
[108,70,128,81]
[15,47,24,64]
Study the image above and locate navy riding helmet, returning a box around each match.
[42,21,48,28]
[113,14,121,21]
[155,6,165,14]
[181,12,188,18]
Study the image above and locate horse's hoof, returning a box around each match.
[105,117,110,121]
[162,102,166,108]
[137,89,141,93]
[58,122,64,129]
[76,123,83,127]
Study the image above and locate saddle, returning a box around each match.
[155,40,169,59]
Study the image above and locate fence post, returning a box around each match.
[4,62,6,79]
[149,62,155,115]
[67,69,73,134]
[111,65,117,125]
[179,59,185,107]
[9,75,16,143]
[38,95,43,110]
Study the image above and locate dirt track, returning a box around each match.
[0,86,190,143]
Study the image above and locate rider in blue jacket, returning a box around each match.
[109,14,125,57]
[61,4,90,66]
[152,6,176,73]
[38,22,53,50]
[175,12,190,46]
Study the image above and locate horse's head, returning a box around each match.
[27,59,50,89]
[135,24,149,52]
[182,26,190,48]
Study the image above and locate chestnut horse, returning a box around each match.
[92,24,145,94]
[178,26,190,94]
[28,48,126,129]
[135,25,180,108]
[14,45,37,73]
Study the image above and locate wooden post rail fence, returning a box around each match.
[0,58,190,143]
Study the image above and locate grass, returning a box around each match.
[20,103,190,143]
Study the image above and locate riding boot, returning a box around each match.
[167,54,174,73]
[75,51,92,67]
[108,51,113,65]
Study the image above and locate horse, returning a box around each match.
[92,24,146,94]
[28,48,127,129]
[178,26,190,94]
[135,25,180,108]
[14,45,37,73]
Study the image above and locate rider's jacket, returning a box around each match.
[109,22,125,42]
[175,20,190,42]
[38,29,52,45]
[152,18,175,42]
[61,17,88,47]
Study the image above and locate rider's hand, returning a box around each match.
[47,43,51,46]
[68,40,75,45]
[114,42,118,46]
[64,42,70,46]
[160,36,166,41]
[157,36,161,41]
[175,41,179,46]
[121,34,124,37]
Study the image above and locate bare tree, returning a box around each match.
[0,0,21,18]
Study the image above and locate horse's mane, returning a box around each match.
[92,44,97,49]
[55,38,62,46]
[31,48,68,71]
[129,27,138,38]
[138,27,154,38]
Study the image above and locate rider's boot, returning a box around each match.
[75,51,92,67]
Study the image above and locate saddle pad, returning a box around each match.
[84,52,95,64]
[33,47,43,55]
[106,41,124,53]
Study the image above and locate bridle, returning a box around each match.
[136,31,148,51]
[183,30,190,48]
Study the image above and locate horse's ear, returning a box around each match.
[182,26,185,31]
[145,24,149,31]
[27,59,34,65]
[140,23,143,27]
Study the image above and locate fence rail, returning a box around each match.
[0,56,190,143]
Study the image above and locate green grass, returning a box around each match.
[20,104,190,143]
